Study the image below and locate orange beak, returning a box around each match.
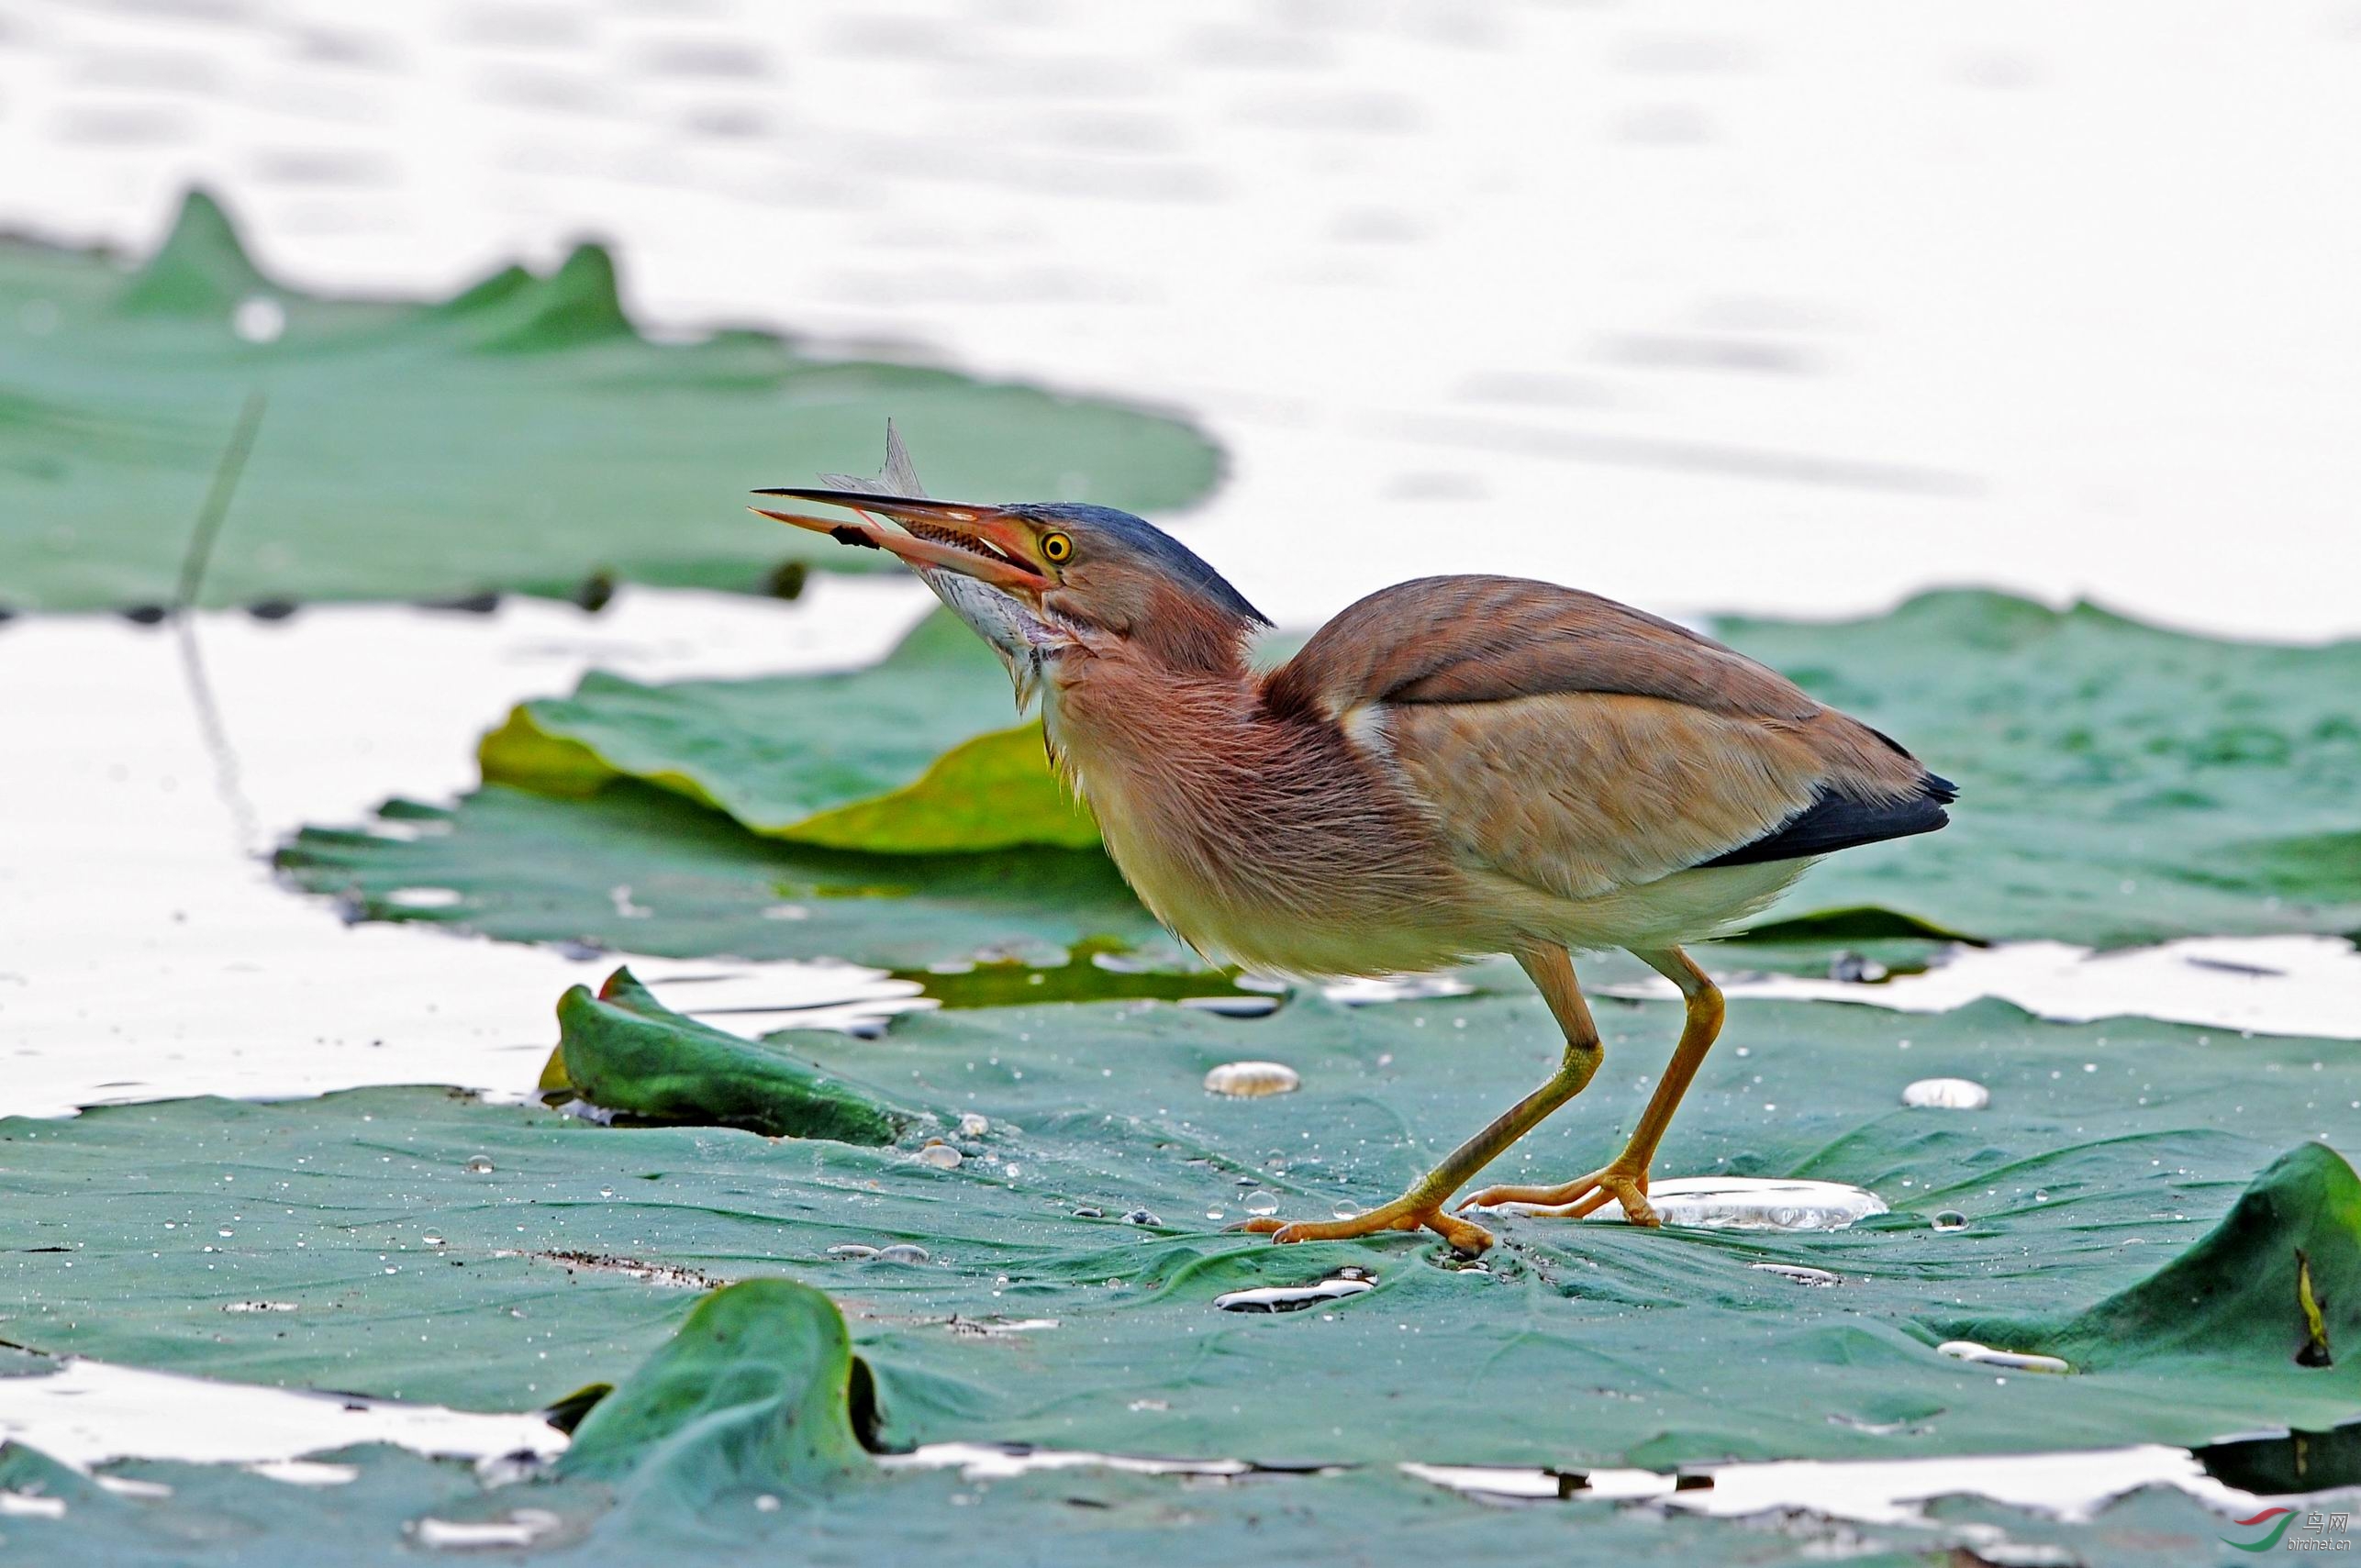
[749,488,1049,595]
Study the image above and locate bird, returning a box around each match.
[752,443,1954,1255]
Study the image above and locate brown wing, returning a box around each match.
[1264,576,1948,900]
[1265,575,1821,723]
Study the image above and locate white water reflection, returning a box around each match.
[0,1357,567,1474]
[1698,935,2361,1041]
[1582,1176,1888,1231]
[0,584,933,1119]
[1407,1443,2261,1531]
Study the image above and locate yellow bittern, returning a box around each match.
[754,461,1952,1256]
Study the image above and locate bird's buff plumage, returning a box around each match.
[753,431,1954,1254]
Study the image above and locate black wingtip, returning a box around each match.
[1698,773,1955,870]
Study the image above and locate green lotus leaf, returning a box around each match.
[477,607,1093,852]
[6,991,2356,1469]
[551,968,916,1145]
[1715,590,2361,945]
[556,1278,875,1505]
[274,782,1169,972]
[0,191,1219,613]
[1953,1140,2361,1373]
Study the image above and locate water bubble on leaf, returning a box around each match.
[1332,1204,1358,1220]
[1215,1272,1377,1313]
[1931,1210,1969,1231]
[1123,1209,1162,1227]
[232,295,286,344]
[1203,1061,1301,1098]
[957,1113,990,1139]
[916,1143,963,1170]
[597,1188,614,1199]
[1901,1077,1991,1110]
[876,1243,931,1264]
[463,1155,496,1175]
[1937,1340,2071,1374]
[827,1244,879,1260]
[1244,1191,1281,1216]
[1750,1262,1841,1286]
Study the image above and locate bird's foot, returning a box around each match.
[1457,1162,1658,1227]
[1232,1199,1494,1257]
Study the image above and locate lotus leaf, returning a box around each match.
[5,990,2355,1471]
[0,193,1219,612]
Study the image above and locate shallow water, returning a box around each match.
[3,4,2356,639]
[0,584,931,1120]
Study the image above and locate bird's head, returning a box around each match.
[752,490,1268,695]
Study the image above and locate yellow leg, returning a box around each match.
[1458,946,1723,1228]
[1238,945,1602,1256]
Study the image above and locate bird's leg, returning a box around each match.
[1458,946,1723,1228]
[1236,945,1603,1256]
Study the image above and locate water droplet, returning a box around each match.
[1931,1210,1969,1231]
[1331,1204,1358,1220]
[875,1243,930,1264]
[957,1113,990,1139]
[1202,1061,1301,1098]
[916,1143,963,1170]
[1073,1206,1105,1219]
[231,295,285,344]
[2032,1190,2050,1203]
[597,1188,614,1199]
[1573,1177,1888,1231]
[1937,1340,2070,1374]
[1206,1207,1226,1221]
[1901,1078,1989,1110]
[463,1155,496,1175]
[826,1244,879,1260]
[1244,1191,1281,1216]
[1123,1208,1162,1227]
[1215,1271,1377,1313]
[422,1234,445,1247]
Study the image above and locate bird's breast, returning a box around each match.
[1041,669,1487,976]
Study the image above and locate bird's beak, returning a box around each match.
[749,488,1049,595]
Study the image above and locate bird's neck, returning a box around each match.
[1041,652,1261,799]
[1040,651,1440,969]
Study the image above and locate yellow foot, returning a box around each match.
[1234,1201,1495,1256]
[1457,1163,1658,1227]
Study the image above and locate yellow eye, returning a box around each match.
[1041,531,1074,564]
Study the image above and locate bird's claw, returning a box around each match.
[1458,1163,1659,1227]
[1231,1207,1494,1256]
